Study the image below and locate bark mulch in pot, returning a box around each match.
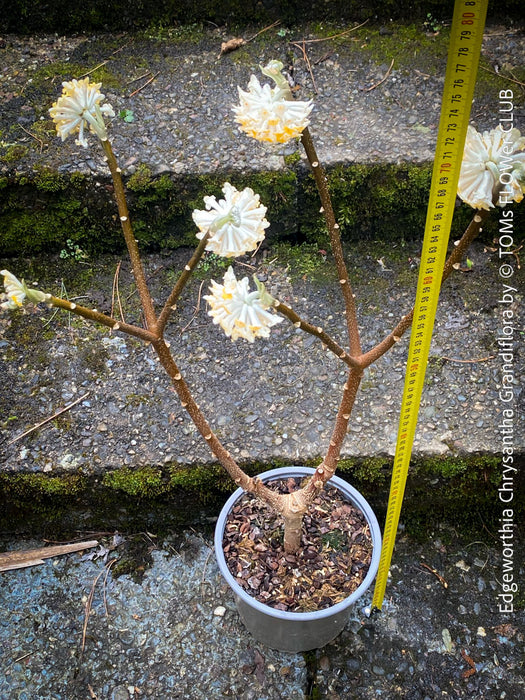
[222,477,373,613]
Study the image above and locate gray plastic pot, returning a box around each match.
[214,466,381,653]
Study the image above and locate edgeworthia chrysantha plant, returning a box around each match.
[2,62,523,553]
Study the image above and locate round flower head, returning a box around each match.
[192,183,269,258]
[458,125,525,210]
[233,60,313,144]
[1,270,47,310]
[204,266,282,342]
[49,78,115,148]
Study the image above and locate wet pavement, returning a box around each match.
[0,529,523,699]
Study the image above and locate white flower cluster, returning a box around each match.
[1,270,47,310]
[49,78,115,148]
[233,62,313,144]
[458,125,525,210]
[204,267,282,342]
[192,183,269,258]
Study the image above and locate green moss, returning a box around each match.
[122,166,298,250]
[1,199,89,255]
[102,466,169,498]
[360,24,450,74]
[0,453,521,538]
[337,456,389,485]
[2,145,30,163]
[30,60,121,94]
[34,167,66,193]
[143,21,207,43]
[284,151,301,167]
[70,172,87,187]
[298,162,433,246]
[169,462,234,500]
[400,454,506,539]
[0,473,86,499]
[475,58,525,107]
[0,175,123,256]
[127,164,156,192]
[2,156,523,257]
[27,119,57,144]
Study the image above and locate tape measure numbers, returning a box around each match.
[371,0,489,612]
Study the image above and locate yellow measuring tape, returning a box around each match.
[371,0,488,612]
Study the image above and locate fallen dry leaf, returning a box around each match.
[253,648,266,685]
[493,623,518,639]
[218,37,246,58]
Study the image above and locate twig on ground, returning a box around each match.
[76,44,130,80]
[18,124,45,152]
[440,355,495,364]
[218,21,281,58]
[180,280,206,334]
[200,547,214,595]
[234,260,257,270]
[479,64,525,88]
[509,243,522,268]
[111,261,125,322]
[77,61,109,79]
[7,392,90,445]
[312,52,334,66]
[246,20,281,43]
[128,72,160,97]
[103,557,119,617]
[291,41,318,93]
[420,563,448,588]
[364,58,395,92]
[81,568,106,658]
[0,540,98,572]
[126,71,153,85]
[461,649,477,678]
[291,19,369,44]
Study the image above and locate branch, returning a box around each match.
[359,208,491,368]
[300,128,361,356]
[303,367,364,499]
[151,338,288,516]
[157,233,211,335]
[48,296,157,344]
[101,139,158,333]
[273,298,363,369]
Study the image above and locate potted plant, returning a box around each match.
[2,61,523,651]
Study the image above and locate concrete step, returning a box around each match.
[1,21,524,256]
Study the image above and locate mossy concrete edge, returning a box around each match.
[2,162,525,257]
[1,453,523,539]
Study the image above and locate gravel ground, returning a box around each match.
[0,529,523,699]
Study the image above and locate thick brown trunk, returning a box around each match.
[283,511,305,553]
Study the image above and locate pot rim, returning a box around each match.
[214,466,381,622]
